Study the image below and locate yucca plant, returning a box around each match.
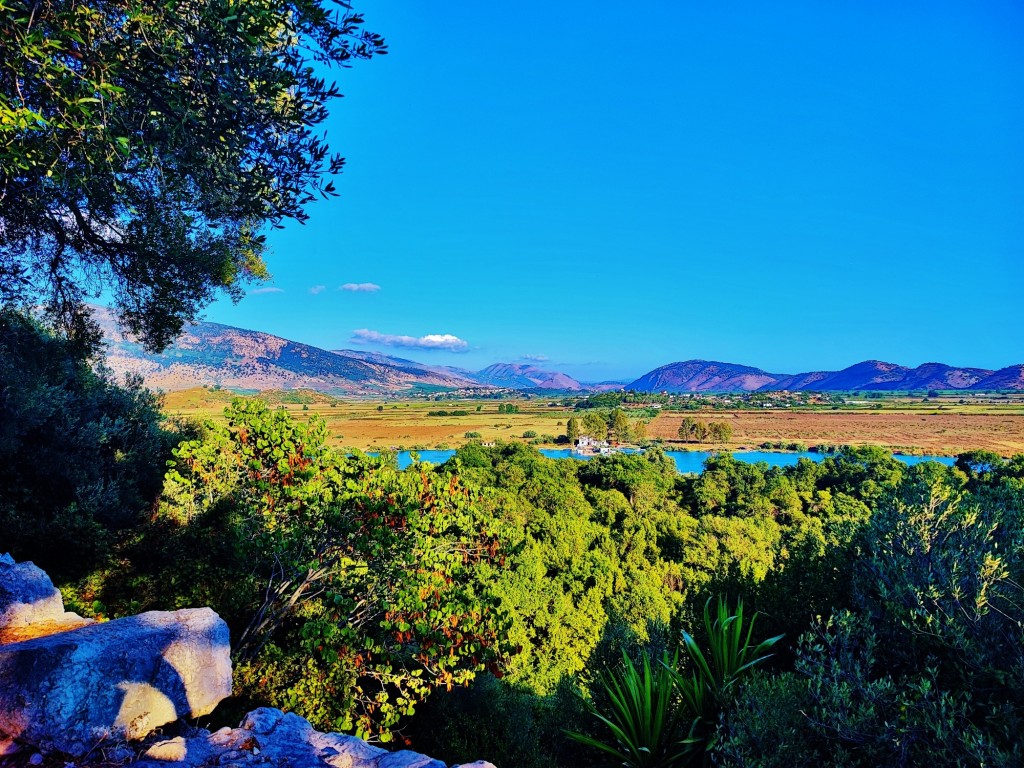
[567,651,698,768]
[568,598,782,767]
[667,597,783,754]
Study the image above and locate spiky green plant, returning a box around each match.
[567,598,781,767]
[668,597,783,754]
[567,651,697,768]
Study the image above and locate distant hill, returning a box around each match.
[768,360,911,392]
[626,360,783,393]
[971,365,1024,391]
[331,349,479,386]
[95,306,1022,394]
[97,308,586,394]
[581,380,632,393]
[627,358,1022,393]
[468,363,584,391]
[767,361,996,392]
[97,309,482,394]
[890,362,993,391]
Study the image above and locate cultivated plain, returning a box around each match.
[163,389,1024,456]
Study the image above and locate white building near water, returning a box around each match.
[575,435,610,452]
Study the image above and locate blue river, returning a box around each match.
[378,448,956,473]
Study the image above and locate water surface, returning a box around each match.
[381,448,955,472]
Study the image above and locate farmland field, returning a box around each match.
[647,409,1024,456]
[162,389,576,451]
[162,388,1024,456]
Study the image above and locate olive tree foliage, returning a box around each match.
[0,0,385,350]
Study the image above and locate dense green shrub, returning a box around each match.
[80,399,509,740]
[0,309,172,579]
[714,462,1024,766]
[409,674,590,768]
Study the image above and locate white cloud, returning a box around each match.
[249,286,284,295]
[521,354,549,362]
[340,282,381,293]
[351,328,469,352]
[309,285,326,295]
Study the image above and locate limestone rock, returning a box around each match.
[376,752,446,768]
[0,553,91,636]
[132,708,495,768]
[0,556,490,768]
[0,607,231,756]
[144,737,189,762]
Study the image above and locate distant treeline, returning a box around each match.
[677,416,732,443]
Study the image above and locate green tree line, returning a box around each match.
[678,416,733,444]
[567,408,647,444]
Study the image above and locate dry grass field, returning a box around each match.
[648,410,1024,455]
[161,388,1024,456]
[162,389,575,451]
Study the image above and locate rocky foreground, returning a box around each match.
[0,555,493,768]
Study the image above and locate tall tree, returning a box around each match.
[679,416,698,443]
[0,308,171,578]
[611,408,631,444]
[582,410,609,440]
[709,420,733,444]
[0,0,385,350]
[631,417,647,442]
[566,416,581,444]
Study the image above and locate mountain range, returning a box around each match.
[97,309,586,394]
[96,309,1024,394]
[625,360,1024,393]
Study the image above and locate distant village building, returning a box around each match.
[574,435,610,454]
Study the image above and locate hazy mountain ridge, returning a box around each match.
[626,359,1024,393]
[99,310,482,394]
[469,363,584,391]
[331,349,480,386]
[95,308,1023,394]
[626,360,785,393]
[97,310,582,393]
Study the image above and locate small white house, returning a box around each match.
[575,435,610,452]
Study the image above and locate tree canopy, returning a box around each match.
[0,307,172,578]
[0,0,385,349]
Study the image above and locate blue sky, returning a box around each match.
[201,0,1024,381]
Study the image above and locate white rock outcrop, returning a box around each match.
[0,555,493,767]
[0,553,93,637]
[134,708,496,768]
[0,554,232,757]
